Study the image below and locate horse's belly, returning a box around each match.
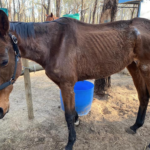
[77,29,136,80]
[77,50,134,80]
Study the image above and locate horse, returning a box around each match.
[45,12,59,21]
[0,11,22,118]
[0,9,150,150]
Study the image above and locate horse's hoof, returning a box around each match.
[65,145,73,150]
[146,144,150,150]
[74,119,80,126]
[65,143,74,150]
[125,127,136,134]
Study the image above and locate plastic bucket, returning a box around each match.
[60,81,94,116]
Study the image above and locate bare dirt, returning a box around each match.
[0,70,150,150]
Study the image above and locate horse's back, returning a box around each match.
[47,17,150,81]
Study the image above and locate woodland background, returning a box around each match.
[0,0,138,23]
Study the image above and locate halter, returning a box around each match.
[0,33,20,90]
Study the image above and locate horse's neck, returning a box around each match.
[9,22,53,67]
[18,36,47,68]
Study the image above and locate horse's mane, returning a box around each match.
[10,22,35,39]
[9,18,69,39]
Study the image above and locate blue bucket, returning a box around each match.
[60,81,94,116]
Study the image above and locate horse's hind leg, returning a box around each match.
[127,62,149,133]
[60,82,76,150]
[146,144,150,150]
[74,111,80,126]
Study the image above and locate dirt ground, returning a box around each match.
[0,70,150,150]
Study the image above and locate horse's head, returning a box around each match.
[45,13,59,21]
[0,10,21,119]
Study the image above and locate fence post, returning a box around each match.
[22,58,34,119]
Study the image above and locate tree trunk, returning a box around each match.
[89,8,91,23]
[0,0,2,8]
[50,0,52,13]
[24,14,26,22]
[23,1,26,22]
[47,0,50,15]
[13,0,16,21]
[44,0,46,20]
[131,4,135,19]
[56,0,60,17]
[94,0,118,96]
[92,0,98,24]
[100,0,118,23]
[32,0,35,22]
[6,0,8,11]
[41,0,43,22]
[17,0,20,21]
[97,11,99,23]
[8,0,12,21]
[80,0,84,21]
[94,77,111,95]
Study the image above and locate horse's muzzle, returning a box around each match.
[0,107,4,119]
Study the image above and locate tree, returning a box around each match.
[80,0,84,21]
[100,0,118,23]
[41,0,43,22]
[92,0,98,24]
[13,0,16,21]
[94,0,118,96]
[88,7,91,23]
[8,0,12,21]
[56,0,60,17]
[0,0,2,8]
[17,0,20,21]
[32,0,35,22]
[35,0,51,16]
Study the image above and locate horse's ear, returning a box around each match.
[50,13,53,17]
[0,10,9,36]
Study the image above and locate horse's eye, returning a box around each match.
[1,60,8,66]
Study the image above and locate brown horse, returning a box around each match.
[45,12,59,21]
[0,11,22,118]
[0,10,150,150]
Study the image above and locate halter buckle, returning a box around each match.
[10,78,15,84]
[11,35,18,44]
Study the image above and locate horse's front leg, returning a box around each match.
[60,83,76,150]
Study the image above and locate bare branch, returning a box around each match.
[79,7,89,12]
[34,2,47,10]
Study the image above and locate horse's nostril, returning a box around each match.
[0,107,4,119]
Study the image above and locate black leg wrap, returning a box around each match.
[65,113,76,150]
[130,106,148,133]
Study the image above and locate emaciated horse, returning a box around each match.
[0,10,150,150]
[45,12,59,21]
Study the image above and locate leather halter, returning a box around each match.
[0,33,20,90]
